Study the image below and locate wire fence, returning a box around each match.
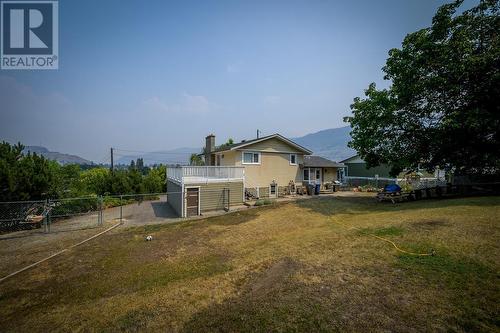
[0,194,167,234]
[0,188,240,235]
[342,176,447,190]
[343,176,397,189]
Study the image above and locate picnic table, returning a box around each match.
[376,191,412,203]
[376,184,412,203]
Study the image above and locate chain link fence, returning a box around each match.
[0,194,170,234]
[0,187,244,235]
[0,200,48,232]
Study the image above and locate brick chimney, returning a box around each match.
[205,134,215,166]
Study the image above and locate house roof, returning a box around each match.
[339,154,363,163]
[212,133,313,155]
[303,155,345,168]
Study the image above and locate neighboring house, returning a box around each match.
[340,154,393,178]
[166,133,344,217]
[340,154,445,179]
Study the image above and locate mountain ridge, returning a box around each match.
[19,126,355,166]
[292,126,355,162]
[24,146,94,165]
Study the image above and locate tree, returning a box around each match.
[0,141,54,201]
[190,153,204,166]
[80,167,110,195]
[136,158,144,172]
[144,165,166,193]
[345,0,500,176]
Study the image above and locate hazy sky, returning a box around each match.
[0,0,477,162]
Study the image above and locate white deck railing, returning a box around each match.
[167,166,244,182]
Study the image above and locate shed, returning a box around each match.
[166,166,245,217]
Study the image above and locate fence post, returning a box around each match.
[120,195,123,224]
[99,195,103,226]
[47,199,51,233]
[44,199,49,233]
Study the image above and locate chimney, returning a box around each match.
[205,134,215,166]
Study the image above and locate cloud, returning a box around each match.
[181,93,212,114]
[226,63,242,74]
[142,93,214,114]
[264,95,281,105]
[142,96,170,113]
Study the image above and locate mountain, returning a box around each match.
[114,126,356,166]
[293,126,356,162]
[24,146,93,165]
[115,147,198,166]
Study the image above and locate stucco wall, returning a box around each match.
[166,180,183,217]
[241,152,303,189]
[216,137,308,189]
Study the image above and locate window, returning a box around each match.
[289,154,297,165]
[216,155,221,166]
[303,169,309,181]
[316,169,321,180]
[242,152,260,165]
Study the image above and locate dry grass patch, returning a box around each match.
[0,195,498,332]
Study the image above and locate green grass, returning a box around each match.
[0,195,498,332]
[358,226,405,236]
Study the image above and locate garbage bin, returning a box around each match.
[307,184,314,195]
[315,184,320,195]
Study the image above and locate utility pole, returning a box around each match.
[110,147,114,172]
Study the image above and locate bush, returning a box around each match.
[254,199,265,206]
[254,198,275,206]
[51,196,100,217]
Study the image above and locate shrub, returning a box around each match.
[254,199,265,206]
[254,199,275,206]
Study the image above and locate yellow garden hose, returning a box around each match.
[0,222,122,283]
[329,216,435,257]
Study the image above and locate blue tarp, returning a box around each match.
[384,184,402,193]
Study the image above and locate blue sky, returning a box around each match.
[0,0,477,162]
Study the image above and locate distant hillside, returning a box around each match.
[115,127,356,166]
[24,146,93,165]
[115,147,198,166]
[293,126,356,162]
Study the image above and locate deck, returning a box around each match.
[167,166,245,184]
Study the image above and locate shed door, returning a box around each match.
[186,188,199,217]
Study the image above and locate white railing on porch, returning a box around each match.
[167,166,244,182]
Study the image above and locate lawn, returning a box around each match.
[0,195,499,332]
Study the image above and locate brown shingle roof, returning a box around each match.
[303,155,345,168]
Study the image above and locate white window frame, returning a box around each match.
[242,151,261,165]
[289,153,297,165]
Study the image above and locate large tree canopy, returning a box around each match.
[345,0,500,176]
